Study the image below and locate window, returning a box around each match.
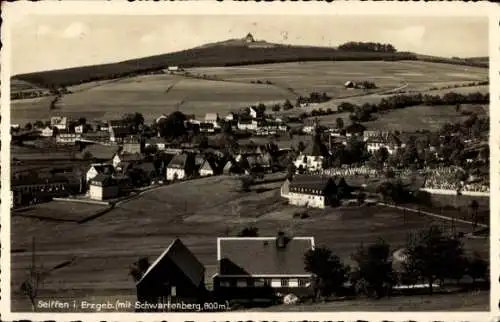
[236,279,247,288]
[289,279,299,288]
[263,278,271,287]
[171,286,177,297]
[219,280,231,287]
[254,279,265,287]
[281,279,289,287]
[298,279,309,287]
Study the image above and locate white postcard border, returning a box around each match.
[1,2,499,321]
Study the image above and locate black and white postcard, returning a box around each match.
[1,2,498,321]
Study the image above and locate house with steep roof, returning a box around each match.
[79,144,120,162]
[213,234,315,300]
[198,159,216,177]
[112,152,145,169]
[293,134,330,172]
[109,120,136,143]
[249,106,264,119]
[88,174,119,200]
[166,153,196,181]
[86,163,115,183]
[136,238,207,311]
[204,113,220,126]
[366,134,402,155]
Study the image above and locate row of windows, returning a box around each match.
[16,185,66,193]
[218,278,309,288]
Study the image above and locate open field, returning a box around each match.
[11,61,488,126]
[313,103,487,132]
[11,175,488,311]
[191,60,487,97]
[13,201,110,223]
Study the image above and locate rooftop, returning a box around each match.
[218,236,314,276]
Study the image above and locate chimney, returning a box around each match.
[275,231,288,249]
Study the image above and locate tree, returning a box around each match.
[240,176,253,192]
[297,141,306,153]
[403,225,465,295]
[158,111,187,138]
[351,239,394,298]
[283,99,293,110]
[335,117,344,130]
[469,200,479,231]
[33,120,44,129]
[286,162,296,180]
[304,247,349,300]
[272,104,281,112]
[130,257,151,282]
[238,226,259,237]
[24,122,33,131]
[467,252,488,283]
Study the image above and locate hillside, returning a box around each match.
[12,36,488,90]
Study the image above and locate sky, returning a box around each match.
[11,15,489,75]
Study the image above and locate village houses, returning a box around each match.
[88,174,119,201]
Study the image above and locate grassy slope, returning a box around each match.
[13,37,487,91]
[11,176,488,311]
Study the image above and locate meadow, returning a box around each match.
[10,61,488,126]
[11,175,488,311]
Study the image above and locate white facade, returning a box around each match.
[86,167,99,183]
[288,192,326,209]
[112,154,122,168]
[51,116,68,130]
[74,125,84,134]
[41,127,54,137]
[56,133,81,144]
[238,120,258,131]
[199,162,214,177]
[366,142,400,155]
[302,126,315,134]
[294,155,324,172]
[166,168,186,181]
[89,184,119,201]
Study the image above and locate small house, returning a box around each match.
[135,238,207,311]
[284,175,338,209]
[112,153,145,169]
[249,106,264,119]
[86,163,115,183]
[213,234,315,300]
[166,153,196,181]
[199,159,215,177]
[204,113,220,126]
[41,126,54,137]
[51,116,68,130]
[88,174,119,200]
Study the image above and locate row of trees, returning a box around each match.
[304,226,488,300]
[338,42,397,53]
[296,92,331,106]
[339,91,489,122]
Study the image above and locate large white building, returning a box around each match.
[281,175,337,209]
[366,134,402,155]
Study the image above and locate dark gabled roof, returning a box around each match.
[80,144,120,160]
[218,237,314,276]
[167,153,192,169]
[91,164,114,175]
[137,238,205,288]
[288,175,334,192]
[134,162,156,173]
[116,153,144,162]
